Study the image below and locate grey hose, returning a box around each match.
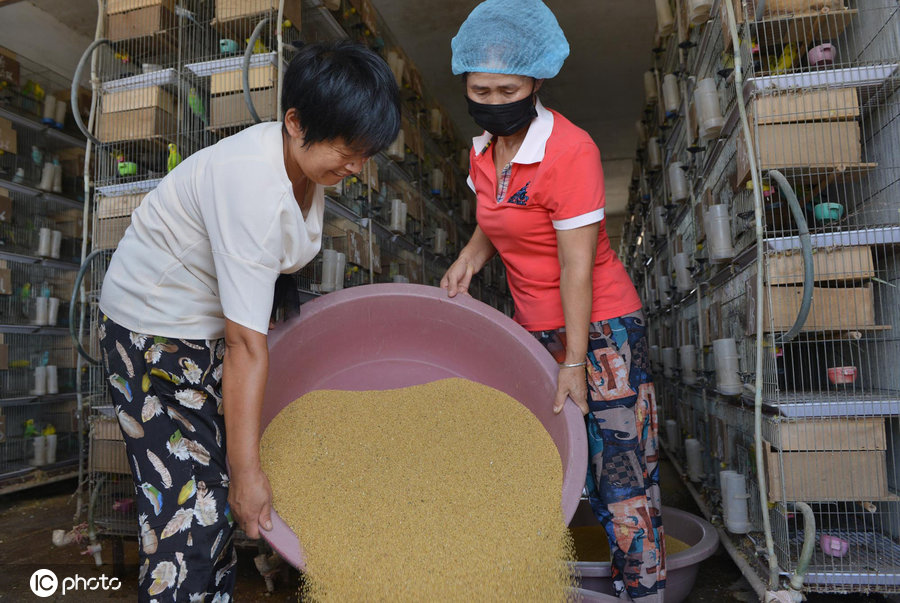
[70,248,114,365]
[243,18,269,124]
[767,169,814,344]
[790,501,816,592]
[71,38,110,146]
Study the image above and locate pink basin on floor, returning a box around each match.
[571,501,720,603]
[259,283,588,570]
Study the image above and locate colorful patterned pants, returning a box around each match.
[533,310,665,602]
[99,315,236,603]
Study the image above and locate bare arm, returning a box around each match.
[553,223,599,415]
[223,318,273,539]
[441,225,497,297]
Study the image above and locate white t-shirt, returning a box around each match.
[99,122,324,339]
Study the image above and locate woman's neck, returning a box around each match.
[282,131,312,213]
[494,124,529,162]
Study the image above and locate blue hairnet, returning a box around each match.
[451,0,570,79]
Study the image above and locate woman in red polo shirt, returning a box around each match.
[440,1,664,601]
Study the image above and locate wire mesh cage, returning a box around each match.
[84,0,309,538]
[79,0,514,544]
[0,36,90,493]
[629,0,900,595]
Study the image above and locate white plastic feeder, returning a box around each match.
[723,472,751,534]
[685,437,704,482]
[687,0,713,24]
[320,249,338,293]
[654,0,675,35]
[713,337,742,395]
[662,346,677,379]
[695,78,724,140]
[665,419,680,450]
[647,137,662,171]
[703,204,734,262]
[390,198,407,234]
[668,162,690,203]
[663,73,680,117]
[644,70,658,105]
[673,252,693,292]
[652,206,668,238]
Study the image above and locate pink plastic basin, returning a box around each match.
[570,501,719,603]
[259,283,588,570]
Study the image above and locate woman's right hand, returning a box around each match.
[440,256,475,298]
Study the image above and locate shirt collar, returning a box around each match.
[471,98,554,165]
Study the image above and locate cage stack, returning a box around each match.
[621,0,900,595]
[78,0,512,546]
[0,43,88,493]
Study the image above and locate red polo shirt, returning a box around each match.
[469,101,642,331]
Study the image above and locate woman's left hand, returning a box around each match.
[228,465,273,540]
[555,365,589,415]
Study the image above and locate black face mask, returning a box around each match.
[466,91,538,137]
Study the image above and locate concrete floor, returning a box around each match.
[0,461,897,602]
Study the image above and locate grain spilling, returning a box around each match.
[260,377,575,601]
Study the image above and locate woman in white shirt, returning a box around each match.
[97,41,400,601]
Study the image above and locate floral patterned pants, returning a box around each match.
[533,310,665,602]
[99,314,236,603]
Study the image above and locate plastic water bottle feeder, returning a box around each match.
[685,438,704,482]
[713,338,742,396]
[703,204,735,263]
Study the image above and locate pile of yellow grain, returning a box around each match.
[261,378,575,601]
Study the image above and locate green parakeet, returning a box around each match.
[167,143,182,173]
[116,152,137,177]
[188,88,207,125]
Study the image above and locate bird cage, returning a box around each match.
[73,0,304,540]
[70,0,514,553]
[636,0,900,596]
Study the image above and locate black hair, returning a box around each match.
[282,40,401,157]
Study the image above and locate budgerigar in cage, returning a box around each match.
[116,151,137,177]
[188,88,207,126]
[245,37,269,54]
[167,143,182,173]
